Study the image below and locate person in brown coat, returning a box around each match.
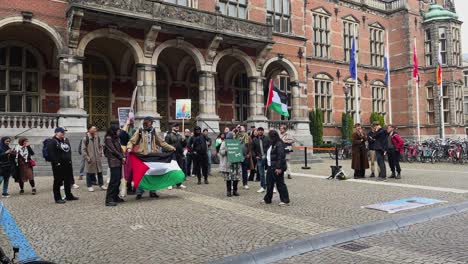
[104,126,126,207]
[14,137,36,195]
[351,123,369,179]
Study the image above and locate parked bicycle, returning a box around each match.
[329,140,352,160]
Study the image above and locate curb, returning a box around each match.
[208,200,468,264]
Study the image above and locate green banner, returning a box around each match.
[225,139,244,163]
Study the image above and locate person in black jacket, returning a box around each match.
[165,123,187,189]
[187,126,209,185]
[369,122,387,180]
[367,127,378,178]
[47,127,79,204]
[263,130,290,206]
[252,127,270,193]
[104,126,126,207]
[0,137,16,197]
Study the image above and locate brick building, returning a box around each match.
[0,0,464,143]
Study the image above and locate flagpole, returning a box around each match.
[414,38,421,142]
[386,31,393,124]
[439,46,445,139]
[354,25,360,124]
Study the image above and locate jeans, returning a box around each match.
[376,150,387,178]
[207,149,212,175]
[79,158,85,177]
[388,149,401,174]
[86,172,103,187]
[241,158,249,186]
[256,158,266,188]
[106,167,122,203]
[264,167,290,204]
[0,175,10,194]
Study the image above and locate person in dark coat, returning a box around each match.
[104,126,126,207]
[351,123,369,179]
[262,130,290,206]
[165,123,187,189]
[369,122,388,180]
[187,126,209,185]
[14,137,36,195]
[0,137,16,197]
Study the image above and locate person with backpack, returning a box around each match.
[187,126,209,185]
[387,125,403,179]
[165,123,187,190]
[81,125,106,192]
[126,116,175,200]
[0,137,16,198]
[46,127,79,204]
[104,126,126,207]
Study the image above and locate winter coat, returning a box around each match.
[82,134,103,174]
[280,131,294,160]
[390,132,404,153]
[371,128,388,151]
[104,135,125,168]
[47,137,72,166]
[15,146,34,182]
[0,142,14,177]
[126,128,175,155]
[351,131,369,171]
[187,134,208,156]
[218,141,229,173]
[252,135,270,159]
[268,140,287,171]
[165,131,186,155]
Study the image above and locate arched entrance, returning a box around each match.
[83,55,110,130]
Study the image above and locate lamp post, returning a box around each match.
[343,84,351,140]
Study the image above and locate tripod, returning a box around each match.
[327,145,347,180]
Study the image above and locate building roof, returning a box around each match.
[423,4,458,22]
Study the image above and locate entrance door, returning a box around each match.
[83,56,110,130]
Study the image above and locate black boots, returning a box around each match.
[226,181,232,197]
[395,172,401,179]
[389,172,396,179]
[226,180,239,197]
[370,173,375,178]
[232,180,239,196]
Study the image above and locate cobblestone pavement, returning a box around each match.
[277,212,468,264]
[0,160,466,263]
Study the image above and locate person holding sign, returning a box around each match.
[219,132,241,197]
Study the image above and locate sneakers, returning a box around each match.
[32,189,36,195]
[396,173,401,179]
[106,202,117,207]
[204,180,209,184]
[227,192,232,197]
[177,185,187,189]
[243,185,249,190]
[2,193,10,198]
[279,202,290,206]
[55,200,66,204]
[88,187,95,192]
[168,186,173,190]
[149,192,159,198]
[136,194,142,200]
[78,175,83,180]
[65,196,79,201]
[369,173,375,178]
[100,185,108,190]
[377,177,387,182]
[60,186,64,191]
[257,188,265,193]
[72,184,80,189]
[273,187,277,193]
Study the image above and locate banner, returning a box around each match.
[225,139,244,163]
[363,197,446,214]
[118,107,132,128]
[176,99,191,120]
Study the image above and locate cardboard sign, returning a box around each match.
[176,99,191,120]
[225,139,244,163]
[363,197,446,214]
[118,107,132,127]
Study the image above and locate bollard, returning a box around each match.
[328,144,342,179]
[301,147,311,170]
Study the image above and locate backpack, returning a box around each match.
[42,138,57,162]
[78,139,83,155]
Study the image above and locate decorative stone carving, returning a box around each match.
[67,8,84,48]
[206,35,223,65]
[255,44,272,71]
[144,25,160,58]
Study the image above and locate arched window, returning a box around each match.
[267,0,290,33]
[371,80,386,115]
[314,73,333,124]
[233,72,249,122]
[165,0,198,8]
[219,0,247,19]
[0,46,40,112]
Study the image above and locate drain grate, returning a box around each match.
[335,242,371,252]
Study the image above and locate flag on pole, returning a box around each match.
[384,56,390,85]
[129,152,185,191]
[266,79,289,117]
[436,45,443,86]
[412,39,419,80]
[349,38,357,80]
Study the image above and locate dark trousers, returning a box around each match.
[185,155,192,176]
[226,180,239,192]
[175,154,185,187]
[354,170,365,178]
[19,179,35,190]
[106,166,122,203]
[376,150,387,178]
[264,167,290,204]
[388,149,401,174]
[86,172,103,187]
[241,158,249,186]
[193,154,208,181]
[248,158,257,181]
[52,163,73,201]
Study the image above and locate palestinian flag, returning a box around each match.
[266,79,289,117]
[129,152,185,191]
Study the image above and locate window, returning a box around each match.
[424,29,433,66]
[312,9,330,58]
[219,0,247,19]
[455,85,463,124]
[267,0,290,33]
[165,0,197,7]
[345,78,361,121]
[453,27,461,66]
[0,46,39,113]
[427,86,435,124]
[233,72,249,122]
[438,27,447,65]
[314,74,333,124]
[464,71,468,87]
[441,85,449,124]
[372,81,386,115]
[278,74,292,120]
[369,26,385,67]
[343,17,359,62]
[464,96,468,115]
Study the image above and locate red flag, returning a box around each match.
[265,79,274,112]
[412,39,419,80]
[436,45,443,86]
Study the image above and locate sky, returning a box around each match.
[454,0,468,55]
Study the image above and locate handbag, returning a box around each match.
[30,159,36,167]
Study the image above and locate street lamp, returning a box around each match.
[342,84,351,141]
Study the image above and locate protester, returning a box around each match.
[187,126,209,185]
[235,126,251,189]
[82,125,106,192]
[203,129,213,176]
[387,125,403,179]
[279,125,295,179]
[248,126,256,137]
[367,126,378,178]
[0,137,15,198]
[252,127,269,193]
[248,128,258,182]
[121,117,136,195]
[126,116,175,200]
[370,122,387,181]
[104,126,126,207]
[223,127,230,136]
[14,137,36,195]
[263,130,290,206]
[165,123,187,189]
[215,132,225,154]
[47,127,79,204]
[219,132,241,197]
[351,123,369,179]
[184,129,193,177]
[77,137,85,181]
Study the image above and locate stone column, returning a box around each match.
[57,55,87,132]
[135,64,160,131]
[247,76,268,128]
[197,71,220,133]
[291,81,313,145]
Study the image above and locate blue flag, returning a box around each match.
[384,56,390,85]
[349,38,357,80]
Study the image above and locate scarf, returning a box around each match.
[15,145,29,163]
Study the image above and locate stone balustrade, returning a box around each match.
[0,113,59,130]
[342,0,407,13]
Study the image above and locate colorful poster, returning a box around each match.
[176,99,191,120]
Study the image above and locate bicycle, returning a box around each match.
[329,141,352,160]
